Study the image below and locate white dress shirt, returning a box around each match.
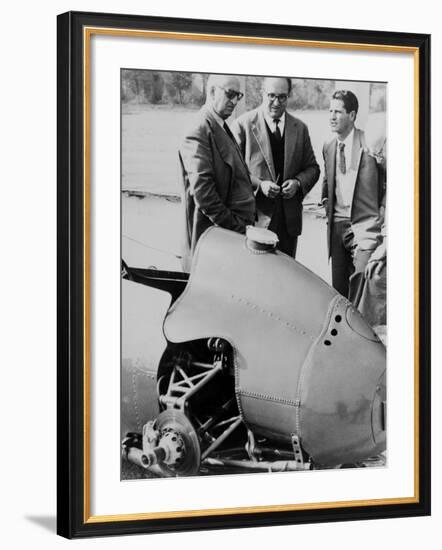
[263,110,286,136]
[211,108,232,134]
[334,128,355,219]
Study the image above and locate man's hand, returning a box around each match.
[281,179,300,199]
[261,180,281,199]
[365,242,386,278]
[365,259,385,279]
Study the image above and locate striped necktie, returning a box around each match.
[338,142,346,174]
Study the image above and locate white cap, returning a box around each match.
[246,226,279,250]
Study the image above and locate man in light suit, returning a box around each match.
[231,77,320,257]
[179,74,256,270]
[321,90,384,301]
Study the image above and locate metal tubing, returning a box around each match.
[203,457,309,472]
[197,398,235,434]
[160,363,223,408]
[177,363,223,405]
[201,417,243,460]
[190,361,215,369]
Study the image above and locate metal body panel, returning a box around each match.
[123,228,386,465]
[121,360,159,439]
[298,296,386,464]
[164,227,339,439]
[163,228,386,462]
[121,280,170,436]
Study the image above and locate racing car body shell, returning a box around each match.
[163,227,386,465]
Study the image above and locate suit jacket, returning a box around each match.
[231,108,320,236]
[178,106,256,268]
[321,128,383,256]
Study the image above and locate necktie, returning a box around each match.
[223,122,248,172]
[338,142,346,174]
[273,118,282,141]
[223,122,235,142]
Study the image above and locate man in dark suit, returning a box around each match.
[179,74,256,270]
[231,77,320,257]
[321,90,384,301]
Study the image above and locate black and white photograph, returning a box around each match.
[1,0,437,544]
[53,8,430,540]
[121,69,388,480]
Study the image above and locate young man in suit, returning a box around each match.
[231,77,320,257]
[179,74,256,269]
[321,90,384,301]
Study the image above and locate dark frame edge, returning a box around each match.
[62,9,429,47]
[417,33,431,517]
[57,10,73,539]
[65,501,430,539]
[56,10,431,538]
[57,11,87,539]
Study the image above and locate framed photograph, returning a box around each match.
[57,11,431,538]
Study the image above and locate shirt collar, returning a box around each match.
[209,106,227,128]
[263,109,286,132]
[337,127,354,148]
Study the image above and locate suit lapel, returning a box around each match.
[252,111,276,181]
[283,114,297,181]
[349,129,364,212]
[206,108,248,173]
[228,122,251,172]
[212,120,235,168]
[350,128,363,171]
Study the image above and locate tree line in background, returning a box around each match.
[121,70,386,112]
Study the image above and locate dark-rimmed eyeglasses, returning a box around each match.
[267,93,288,103]
[218,86,244,101]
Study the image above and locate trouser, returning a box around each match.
[330,219,372,303]
[268,200,298,258]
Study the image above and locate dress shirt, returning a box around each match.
[211,108,230,131]
[263,110,286,136]
[334,128,355,219]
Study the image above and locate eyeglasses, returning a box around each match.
[218,86,244,101]
[267,93,288,103]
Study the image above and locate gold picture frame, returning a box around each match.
[57,11,430,538]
